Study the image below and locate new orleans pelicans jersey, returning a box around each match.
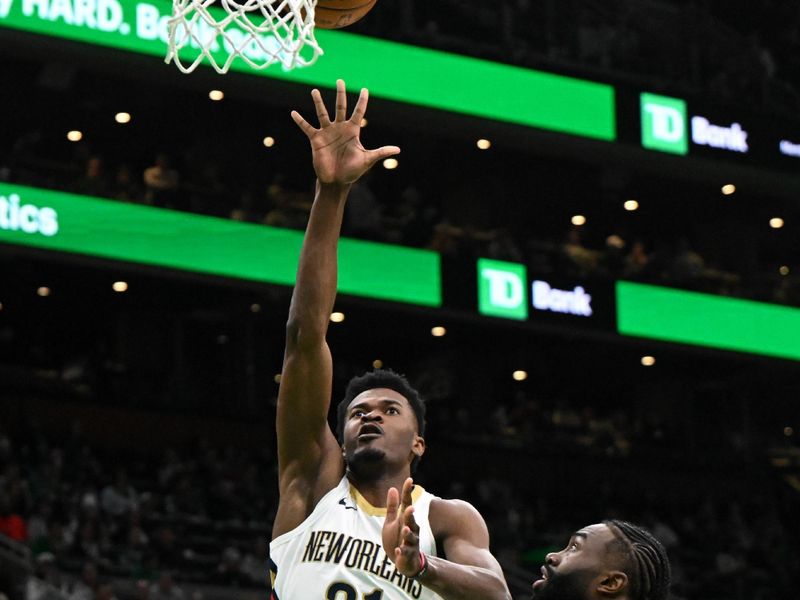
[270,476,444,600]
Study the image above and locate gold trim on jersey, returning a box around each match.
[349,484,426,516]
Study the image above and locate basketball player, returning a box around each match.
[530,520,671,600]
[269,79,512,600]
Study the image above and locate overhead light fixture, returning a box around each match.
[571,215,586,226]
[115,112,131,124]
[37,286,51,297]
[274,373,282,384]
[67,130,83,142]
[721,184,736,195]
[641,356,656,367]
[250,303,262,313]
[372,359,383,369]
[383,158,399,170]
[431,326,446,337]
[112,281,128,292]
[360,118,368,127]
[779,266,790,276]
[624,200,639,211]
[770,217,784,229]
[512,370,528,381]
[330,312,345,323]
[263,136,276,148]
[476,139,491,150]
[209,90,224,101]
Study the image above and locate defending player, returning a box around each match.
[269,80,512,600]
[530,520,671,600]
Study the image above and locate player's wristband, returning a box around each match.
[411,551,429,580]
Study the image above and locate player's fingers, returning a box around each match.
[311,89,331,126]
[385,487,400,521]
[335,79,347,122]
[401,525,419,548]
[401,477,414,506]
[366,146,401,167]
[349,88,369,124]
[403,505,419,533]
[291,111,317,137]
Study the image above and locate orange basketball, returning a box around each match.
[315,0,377,29]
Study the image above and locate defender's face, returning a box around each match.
[342,388,423,469]
[531,524,616,600]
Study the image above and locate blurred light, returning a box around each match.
[115,112,131,124]
[67,130,83,142]
[37,286,51,297]
[641,356,656,366]
[360,118,368,127]
[274,373,282,384]
[780,266,790,276]
[512,370,528,381]
[784,426,794,437]
[571,215,586,226]
[112,281,128,292]
[431,326,447,337]
[606,234,625,249]
[624,200,639,211]
[216,334,229,344]
[721,184,736,196]
[476,139,492,150]
[372,359,383,369]
[330,312,345,323]
[263,136,276,148]
[383,158,399,170]
[0,302,3,311]
[770,217,784,229]
[209,90,224,101]
[250,303,262,313]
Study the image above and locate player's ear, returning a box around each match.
[597,571,627,597]
[411,435,425,459]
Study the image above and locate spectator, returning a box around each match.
[239,538,269,586]
[0,493,26,542]
[73,156,111,198]
[69,562,98,600]
[149,573,184,600]
[100,469,137,519]
[143,154,180,208]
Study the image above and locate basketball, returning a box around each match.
[315,0,377,30]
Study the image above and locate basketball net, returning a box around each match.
[165,0,323,74]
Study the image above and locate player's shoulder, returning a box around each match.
[429,497,488,538]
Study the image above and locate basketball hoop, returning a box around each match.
[165,0,323,74]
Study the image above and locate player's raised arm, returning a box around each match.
[273,80,400,539]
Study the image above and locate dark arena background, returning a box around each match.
[1,1,800,599]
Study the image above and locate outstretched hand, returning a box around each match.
[291,79,400,186]
[382,477,424,578]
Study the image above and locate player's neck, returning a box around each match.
[347,471,411,508]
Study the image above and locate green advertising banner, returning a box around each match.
[617,281,800,361]
[0,183,441,306]
[0,0,616,141]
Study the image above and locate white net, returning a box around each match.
[165,0,323,74]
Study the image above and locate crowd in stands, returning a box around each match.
[365,0,800,116]
[1,362,799,600]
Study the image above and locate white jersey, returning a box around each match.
[270,476,444,600]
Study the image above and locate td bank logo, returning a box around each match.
[477,259,528,320]
[640,93,688,155]
[0,194,59,237]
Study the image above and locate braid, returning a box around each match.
[604,520,671,600]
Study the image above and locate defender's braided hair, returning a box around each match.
[604,520,671,600]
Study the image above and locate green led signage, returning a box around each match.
[640,93,689,155]
[0,183,441,307]
[0,0,616,141]
[617,281,800,361]
[477,259,528,320]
